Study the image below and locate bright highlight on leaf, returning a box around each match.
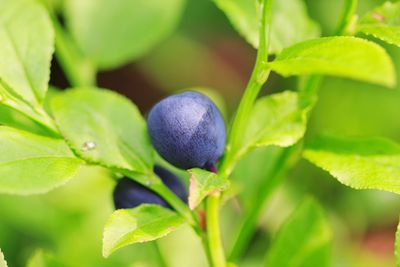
[102,204,185,257]
[0,248,7,267]
[0,0,54,106]
[26,250,45,267]
[0,126,82,194]
[357,1,400,47]
[51,88,153,174]
[264,198,332,267]
[304,135,400,194]
[26,250,61,267]
[213,0,319,54]
[242,91,306,156]
[188,168,230,210]
[64,0,185,69]
[269,36,396,87]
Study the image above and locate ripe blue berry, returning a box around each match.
[147,91,226,169]
[113,165,187,209]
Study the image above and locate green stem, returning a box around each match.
[227,75,322,262]
[228,145,299,261]
[201,230,213,266]
[228,0,358,262]
[219,0,273,178]
[206,193,226,267]
[50,15,96,87]
[203,1,274,266]
[335,0,358,35]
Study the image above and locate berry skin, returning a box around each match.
[147,91,226,170]
[113,165,187,209]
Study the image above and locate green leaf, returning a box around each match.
[396,220,400,267]
[357,1,400,47]
[269,36,396,87]
[0,81,59,135]
[51,88,153,173]
[213,0,319,54]
[0,248,7,267]
[103,204,185,257]
[303,135,400,194]
[187,168,230,210]
[241,91,306,156]
[264,198,332,267]
[0,126,82,194]
[229,146,299,261]
[64,0,185,69]
[0,0,54,106]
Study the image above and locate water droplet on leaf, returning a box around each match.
[81,141,97,151]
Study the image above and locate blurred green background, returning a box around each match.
[1,0,400,266]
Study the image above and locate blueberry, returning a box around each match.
[113,165,187,209]
[147,91,226,169]
[113,178,168,209]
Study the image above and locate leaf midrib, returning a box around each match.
[112,212,182,249]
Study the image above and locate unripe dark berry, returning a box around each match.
[113,165,187,209]
[147,91,226,170]
[113,178,168,209]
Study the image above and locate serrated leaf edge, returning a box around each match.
[303,149,400,195]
